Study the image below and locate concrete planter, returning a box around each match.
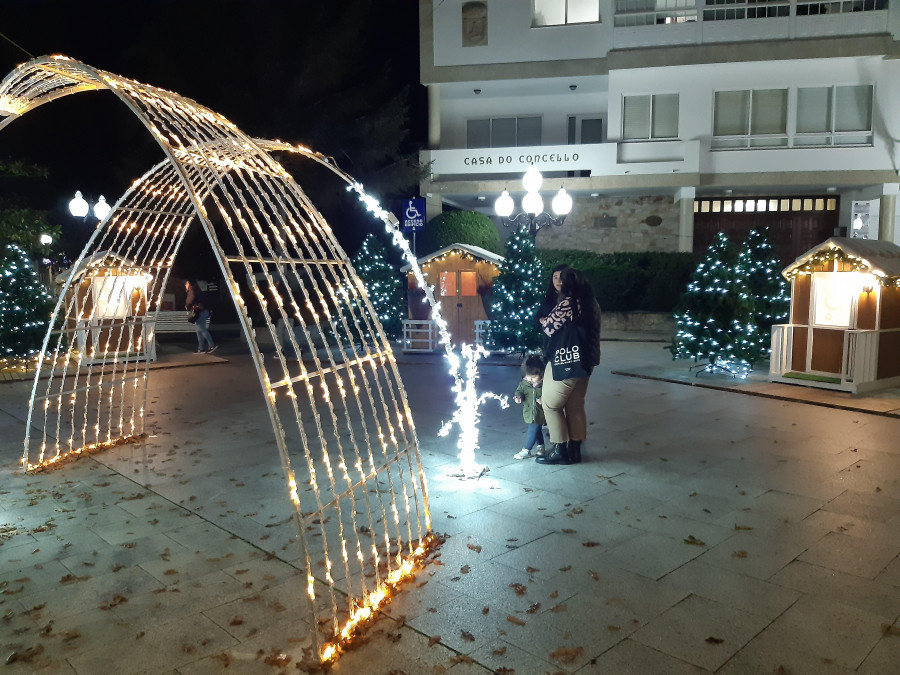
[603,311,674,335]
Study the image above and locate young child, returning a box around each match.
[512,354,546,459]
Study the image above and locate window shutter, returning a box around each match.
[750,89,787,135]
[714,90,750,136]
[623,95,650,139]
[834,85,873,132]
[796,87,831,133]
[651,94,679,138]
[467,119,490,148]
[517,116,542,146]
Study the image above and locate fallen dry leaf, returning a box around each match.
[482,606,490,615]
[549,646,584,663]
[582,541,601,548]
[506,614,526,626]
[732,550,749,558]
[706,636,724,644]
[460,565,470,574]
[492,646,507,656]
[460,630,475,642]
[466,544,482,553]
[734,524,753,531]
[526,602,541,614]
[509,583,527,596]
[880,623,900,636]
[551,604,567,613]
[683,535,706,547]
[428,635,441,646]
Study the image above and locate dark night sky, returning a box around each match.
[0,0,425,258]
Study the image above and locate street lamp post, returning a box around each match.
[69,191,111,221]
[494,165,573,237]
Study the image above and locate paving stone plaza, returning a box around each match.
[1,338,898,674]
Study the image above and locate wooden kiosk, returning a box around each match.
[769,237,900,392]
[402,243,503,351]
[56,252,154,364]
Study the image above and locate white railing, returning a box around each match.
[769,324,882,391]
[613,1,890,48]
[474,320,490,349]
[402,319,438,352]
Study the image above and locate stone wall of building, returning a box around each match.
[536,194,681,253]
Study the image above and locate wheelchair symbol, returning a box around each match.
[405,202,422,221]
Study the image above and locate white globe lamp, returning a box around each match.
[69,191,89,218]
[522,191,543,215]
[494,190,514,218]
[521,165,543,193]
[551,188,573,216]
[93,195,111,220]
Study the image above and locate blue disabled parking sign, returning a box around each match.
[402,198,425,232]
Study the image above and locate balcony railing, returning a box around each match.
[612,0,890,47]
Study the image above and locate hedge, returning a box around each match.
[419,210,503,255]
[537,249,696,312]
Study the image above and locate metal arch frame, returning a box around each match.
[0,55,434,662]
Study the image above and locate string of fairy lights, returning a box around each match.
[2,55,435,663]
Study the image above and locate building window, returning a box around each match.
[623,94,679,140]
[533,0,600,26]
[796,0,887,16]
[712,89,788,149]
[467,116,542,148]
[703,0,791,22]
[614,0,698,26]
[796,85,874,147]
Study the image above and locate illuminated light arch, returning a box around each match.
[0,55,434,662]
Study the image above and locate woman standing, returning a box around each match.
[185,280,217,354]
[535,267,601,465]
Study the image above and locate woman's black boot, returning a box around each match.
[535,442,571,465]
[569,440,582,464]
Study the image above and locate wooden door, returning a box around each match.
[440,270,478,345]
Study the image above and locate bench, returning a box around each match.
[153,310,198,334]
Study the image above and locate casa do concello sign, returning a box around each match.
[430,143,603,176]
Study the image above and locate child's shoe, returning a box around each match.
[513,448,532,460]
[533,445,545,457]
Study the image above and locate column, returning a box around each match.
[427,84,440,150]
[675,186,696,253]
[879,183,898,244]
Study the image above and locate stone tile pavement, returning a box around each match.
[0,339,898,673]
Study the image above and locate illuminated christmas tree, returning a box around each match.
[485,229,544,353]
[737,227,790,361]
[668,232,759,376]
[0,243,54,359]
[351,233,404,339]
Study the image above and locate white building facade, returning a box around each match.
[419,0,900,262]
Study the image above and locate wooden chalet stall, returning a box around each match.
[770,237,900,392]
[402,243,503,352]
[57,253,154,365]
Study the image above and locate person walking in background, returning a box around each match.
[512,354,547,460]
[536,267,601,465]
[185,279,217,354]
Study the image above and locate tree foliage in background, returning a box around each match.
[668,232,760,374]
[537,249,695,312]
[486,229,545,353]
[0,159,61,259]
[418,211,503,256]
[0,243,54,359]
[352,233,404,340]
[737,227,790,361]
